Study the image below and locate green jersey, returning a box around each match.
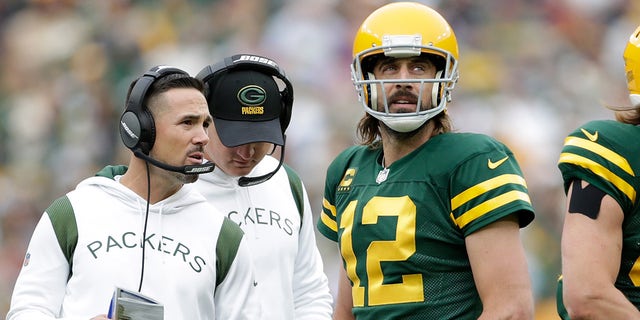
[556,120,640,319]
[317,132,534,319]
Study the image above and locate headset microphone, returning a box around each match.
[237,142,285,187]
[133,149,215,174]
[237,163,281,186]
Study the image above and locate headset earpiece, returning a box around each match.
[196,54,294,133]
[278,81,294,131]
[120,108,154,154]
[120,65,189,154]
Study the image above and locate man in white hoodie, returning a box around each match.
[194,54,333,319]
[6,66,258,320]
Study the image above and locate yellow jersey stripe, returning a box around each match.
[564,136,634,175]
[451,174,528,211]
[321,198,338,232]
[452,190,531,228]
[323,198,337,217]
[320,211,337,232]
[558,152,636,202]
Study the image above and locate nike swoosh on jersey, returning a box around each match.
[488,156,509,169]
[580,128,598,141]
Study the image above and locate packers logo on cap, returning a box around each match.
[238,85,266,115]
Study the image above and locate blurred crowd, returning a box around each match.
[0,0,638,318]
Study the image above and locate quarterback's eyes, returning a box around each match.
[375,59,435,78]
[410,64,429,73]
[378,63,398,74]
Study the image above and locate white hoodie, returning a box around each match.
[194,156,333,319]
[7,166,258,320]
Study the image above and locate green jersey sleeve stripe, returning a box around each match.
[46,196,78,277]
[451,174,528,210]
[451,190,531,228]
[215,218,243,288]
[559,152,636,202]
[564,136,634,175]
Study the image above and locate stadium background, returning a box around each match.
[0,0,638,318]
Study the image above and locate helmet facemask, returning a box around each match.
[351,35,459,133]
[350,2,460,133]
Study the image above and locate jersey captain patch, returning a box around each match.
[338,168,356,192]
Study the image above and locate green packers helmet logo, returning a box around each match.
[237,85,266,106]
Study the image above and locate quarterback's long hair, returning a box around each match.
[356,111,452,147]
[614,109,640,124]
[605,104,640,125]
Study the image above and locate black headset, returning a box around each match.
[196,54,294,133]
[120,65,190,155]
[196,54,294,187]
[119,65,214,175]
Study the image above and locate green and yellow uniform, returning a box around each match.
[556,120,640,319]
[318,132,534,319]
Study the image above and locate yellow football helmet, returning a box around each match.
[351,2,459,132]
[624,25,640,107]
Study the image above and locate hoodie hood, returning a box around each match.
[197,156,280,188]
[194,156,282,240]
[82,165,208,215]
